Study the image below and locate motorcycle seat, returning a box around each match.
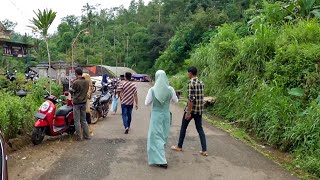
[99,94,111,103]
[56,105,73,117]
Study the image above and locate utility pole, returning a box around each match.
[114,29,117,76]
[158,3,161,24]
[126,35,129,67]
[101,26,104,67]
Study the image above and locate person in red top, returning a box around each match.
[117,72,138,134]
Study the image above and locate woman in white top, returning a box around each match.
[145,70,178,169]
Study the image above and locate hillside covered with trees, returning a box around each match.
[1,0,320,178]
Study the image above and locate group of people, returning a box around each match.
[70,66,208,169]
[70,69,138,139]
[71,68,94,141]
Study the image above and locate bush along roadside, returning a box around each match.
[0,77,62,142]
[168,20,320,178]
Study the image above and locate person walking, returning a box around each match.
[101,73,109,95]
[71,68,91,141]
[111,87,119,115]
[117,72,138,134]
[171,67,208,156]
[145,70,178,169]
[83,72,94,136]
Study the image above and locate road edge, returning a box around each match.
[203,115,317,180]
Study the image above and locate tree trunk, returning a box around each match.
[45,37,52,95]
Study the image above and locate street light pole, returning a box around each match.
[126,35,129,67]
[71,28,89,72]
[114,29,117,76]
[70,28,89,86]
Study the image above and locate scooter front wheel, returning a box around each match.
[90,109,100,124]
[31,127,46,145]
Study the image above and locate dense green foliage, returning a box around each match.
[168,1,320,177]
[2,0,254,74]
[0,73,62,140]
[2,0,320,177]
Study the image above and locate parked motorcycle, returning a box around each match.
[4,70,17,82]
[92,81,97,93]
[90,83,113,124]
[32,90,75,145]
[25,71,38,81]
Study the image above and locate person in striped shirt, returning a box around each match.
[117,72,138,134]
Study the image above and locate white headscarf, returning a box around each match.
[153,70,171,104]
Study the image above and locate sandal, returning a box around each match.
[156,164,168,169]
[200,151,209,156]
[171,146,182,152]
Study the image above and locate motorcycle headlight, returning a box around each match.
[40,101,50,111]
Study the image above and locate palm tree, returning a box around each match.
[29,9,56,94]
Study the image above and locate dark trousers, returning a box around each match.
[73,104,90,139]
[86,113,91,124]
[121,104,133,129]
[178,113,207,151]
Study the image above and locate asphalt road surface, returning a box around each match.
[8,82,298,180]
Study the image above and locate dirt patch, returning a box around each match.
[8,136,74,180]
[7,135,31,152]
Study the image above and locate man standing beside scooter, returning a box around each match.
[71,68,91,141]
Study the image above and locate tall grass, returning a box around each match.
[185,20,320,177]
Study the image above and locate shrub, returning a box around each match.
[266,20,320,102]
[245,84,300,148]
[187,19,320,177]
[0,78,62,140]
[0,93,36,139]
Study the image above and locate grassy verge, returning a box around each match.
[203,114,317,180]
[176,99,316,179]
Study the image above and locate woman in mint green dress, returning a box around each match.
[145,70,178,169]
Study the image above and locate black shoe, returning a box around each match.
[156,164,168,169]
[124,129,129,134]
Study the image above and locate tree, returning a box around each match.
[29,9,57,94]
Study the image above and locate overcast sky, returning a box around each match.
[0,0,151,35]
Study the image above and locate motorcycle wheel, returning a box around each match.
[90,108,100,124]
[103,103,110,118]
[67,126,76,135]
[31,127,46,145]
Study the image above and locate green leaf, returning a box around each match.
[316,95,320,104]
[288,88,304,97]
[311,9,320,19]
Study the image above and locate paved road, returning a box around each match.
[9,82,298,180]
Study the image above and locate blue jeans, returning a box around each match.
[178,113,207,151]
[121,104,133,129]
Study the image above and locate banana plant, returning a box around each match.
[284,0,320,19]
